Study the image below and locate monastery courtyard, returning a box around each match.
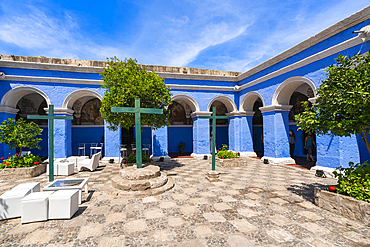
[0,158,369,247]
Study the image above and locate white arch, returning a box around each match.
[207,95,237,113]
[62,89,103,109]
[171,94,200,112]
[239,91,265,112]
[1,86,51,108]
[272,76,316,105]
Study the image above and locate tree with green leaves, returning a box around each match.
[0,118,43,154]
[100,57,172,130]
[295,52,370,154]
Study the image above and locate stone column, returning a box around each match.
[260,105,295,165]
[0,107,18,157]
[239,111,257,157]
[46,108,73,158]
[191,112,211,159]
[152,126,171,161]
[104,121,121,161]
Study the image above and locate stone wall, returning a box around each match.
[209,157,249,168]
[314,187,370,225]
[0,163,46,179]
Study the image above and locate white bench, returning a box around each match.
[0,189,31,220]
[12,182,40,193]
[48,189,79,219]
[77,152,100,172]
[21,191,55,224]
[46,162,74,176]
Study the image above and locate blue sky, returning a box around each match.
[0,1,369,72]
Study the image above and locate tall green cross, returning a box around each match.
[111,98,163,169]
[27,105,73,182]
[199,106,229,171]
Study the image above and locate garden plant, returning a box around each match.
[216,144,239,159]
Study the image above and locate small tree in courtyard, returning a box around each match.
[295,52,370,154]
[100,57,172,130]
[0,118,43,154]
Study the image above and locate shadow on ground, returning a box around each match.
[287,182,337,203]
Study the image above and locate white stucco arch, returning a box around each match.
[207,95,237,113]
[272,76,316,105]
[1,86,51,108]
[171,94,200,112]
[62,89,103,109]
[240,91,265,112]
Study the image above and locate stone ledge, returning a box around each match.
[314,187,370,225]
[208,157,249,168]
[0,163,46,179]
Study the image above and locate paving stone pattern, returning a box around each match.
[0,158,369,246]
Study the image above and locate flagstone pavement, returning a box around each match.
[1,158,369,246]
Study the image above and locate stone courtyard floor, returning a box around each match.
[0,158,369,246]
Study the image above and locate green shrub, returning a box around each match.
[0,153,42,169]
[124,152,150,164]
[216,144,238,159]
[333,161,370,202]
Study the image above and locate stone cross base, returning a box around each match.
[205,171,222,182]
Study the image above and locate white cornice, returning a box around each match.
[259,105,293,113]
[167,84,234,91]
[191,111,212,118]
[239,36,363,90]
[0,106,19,114]
[157,72,237,82]
[44,108,74,115]
[238,111,255,116]
[4,75,102,85]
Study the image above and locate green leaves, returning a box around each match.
[100,57,173,131]
[0,118,42,153]
[295,51,370,154]
[333,162,370,202]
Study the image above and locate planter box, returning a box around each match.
[314,187,370,225]
[208,157,248,168]
[0,163,47,179]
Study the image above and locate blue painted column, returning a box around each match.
[152,126,170,161]
[191,112,211,158]
[228,114,240,152]
[104,121,121,160]
[51,108,73,158]
[0,107,18,157]
[239,111,257,156]
[260,105,295,165]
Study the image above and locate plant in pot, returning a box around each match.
[178,142,186,154]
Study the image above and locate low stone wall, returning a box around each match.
[0,163,47,179]
[314,187,370,225]
[209,157,248,168]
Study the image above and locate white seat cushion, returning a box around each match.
[12,182,40,193]
[0,189,31,220]
[21,191,54,224]
[48,189,79,219]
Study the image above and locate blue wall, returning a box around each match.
[168,126,193,153]
[253,126,263,152]
[210,126,228,150]
[72,126,104,156]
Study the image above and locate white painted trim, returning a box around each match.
[171,94,200,112]
[3,75,102,85]
[239,36,363,90]
[72,125,104,127]
[0,85,51,108]
[226,112,244,117]
[272,76,317,105]
[238,111,255,116]
[158,72,237,82]
[239,91,265,112]
[191,153,210,159]
[44,107,74,115]
[62,89,103,109]
[308,97,317,104]
[310,165,337,179]
[207,95,237,112]
[168,84,234,91]
[239,152,257,157]
[0,106,19,114]
[151,156,172,162]
[259,105,293,113]
[261,156,296,165]
[191,111,212,117]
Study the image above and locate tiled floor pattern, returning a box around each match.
[0,158,369,246]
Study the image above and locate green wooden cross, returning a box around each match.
[111,98,163,169]
[199,107,229,171]
[27,105,73,182]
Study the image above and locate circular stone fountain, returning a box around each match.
[106,165,174,198]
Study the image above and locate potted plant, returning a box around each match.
[178,142,186,154]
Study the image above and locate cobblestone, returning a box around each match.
[0,158,369,246]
